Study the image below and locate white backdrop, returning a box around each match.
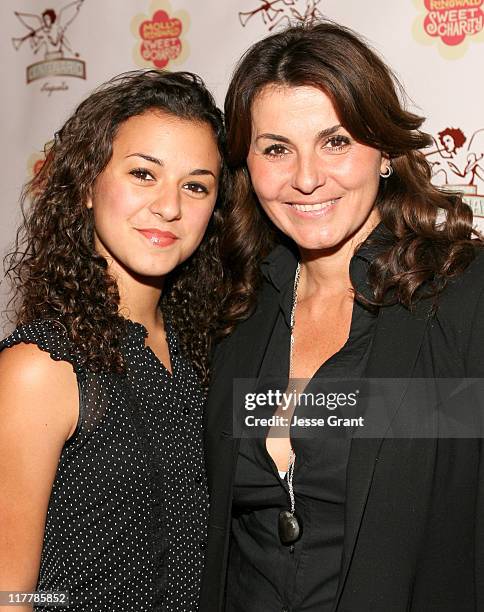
[1,0,483,329]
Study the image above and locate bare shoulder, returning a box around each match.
[0,340,68,378]
[0,341,79,441]
[0,342,79,592]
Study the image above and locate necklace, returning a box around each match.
[278,262,303,546]
[289,262,301,379]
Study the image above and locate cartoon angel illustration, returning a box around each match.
[12,1,84,61]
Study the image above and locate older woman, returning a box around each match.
[201,22,484,612]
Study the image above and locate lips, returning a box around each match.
[136,228,178,247]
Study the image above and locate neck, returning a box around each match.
[115,269,165,332]
[297,212,379,300]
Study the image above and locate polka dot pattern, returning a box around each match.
[0,319,209,611]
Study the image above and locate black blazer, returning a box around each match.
[200,251,484,612]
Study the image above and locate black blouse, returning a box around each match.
[227,244,377,612]
[0,318,208,612]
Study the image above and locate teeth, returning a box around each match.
[150,236,161,244]
[292,200,336,212]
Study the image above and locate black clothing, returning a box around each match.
[200,228,484,612]
[227,245,376,611]
[0,318,208,612]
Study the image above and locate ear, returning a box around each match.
[85,191,93,209]
[380,153,390,175]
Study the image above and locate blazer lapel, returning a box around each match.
[333,299,432,611]
[207,282,281,437]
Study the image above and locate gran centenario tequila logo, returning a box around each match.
[238,0,325,30]
[12,1,86,84]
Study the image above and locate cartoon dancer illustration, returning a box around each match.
[239,0,324,30]
[12,1,84,61]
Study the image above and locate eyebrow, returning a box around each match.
[126,153,163,165]
[126,154,216,178]
[188,169,216,179]
[256,124,343,144]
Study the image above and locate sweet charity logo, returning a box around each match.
[413,0,484,57]
[131,0,190,69]
[426,127,484,219]
[12,1,86,84]
[238,0,325,31]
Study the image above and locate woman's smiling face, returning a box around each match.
[87,110,220,282]
[247,85,387,253]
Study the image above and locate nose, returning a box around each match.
[292,151,326,194]
[149,185,182,221]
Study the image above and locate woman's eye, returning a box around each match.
[263,144,290,158]
[183,182,209,195]
[129,168,155,182]
[323,135,351,152]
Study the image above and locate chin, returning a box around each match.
[289,229,341,252]
[299,242,340,253]
[295,220,374,252]
[127,258,181,279]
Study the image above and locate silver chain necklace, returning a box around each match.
[288,262,301,511]
[278,262,302,546]
[289,261,301,379]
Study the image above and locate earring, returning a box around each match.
[380,164,393,179]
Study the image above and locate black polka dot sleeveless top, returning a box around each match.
[0,319,209,611]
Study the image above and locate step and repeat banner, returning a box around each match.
[1,0,483,324]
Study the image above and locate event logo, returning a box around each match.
[239,0,324,30]
[12,1,86,85]
[426,127,484,220]
[131,0,190,69]
[413,0,484,57]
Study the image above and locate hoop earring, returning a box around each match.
[380,164,393,179]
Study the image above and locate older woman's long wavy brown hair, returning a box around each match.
[221,21,482,332]
[4,70,229,386]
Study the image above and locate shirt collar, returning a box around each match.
[261,222,394,294]
[352,221,394,264]
[260,243,298,292]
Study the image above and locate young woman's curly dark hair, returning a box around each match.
[4,70,229,386]
[220,21,483,334]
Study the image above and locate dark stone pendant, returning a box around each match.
[278,510,302,545]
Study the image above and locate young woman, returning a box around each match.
[0,70,228,611]
[201,22,484,612]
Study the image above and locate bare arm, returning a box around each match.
[0,344,78,611]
